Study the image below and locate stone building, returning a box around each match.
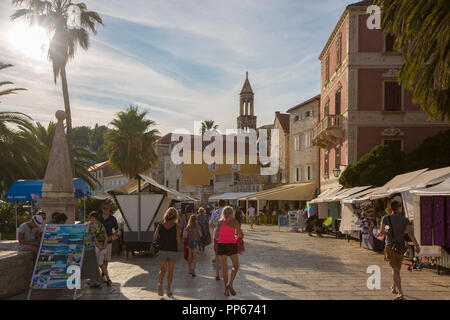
[287,95,320,194]
[237,72,257,131]
[89,161,128,196]
[271,111,290,184]
[314,0,449,192]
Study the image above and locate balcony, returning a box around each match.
[312,115,344,148]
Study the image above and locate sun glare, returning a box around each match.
[8,22,50,62]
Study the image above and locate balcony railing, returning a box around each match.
[312,115,344,148]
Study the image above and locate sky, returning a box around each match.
[0,0,357,136]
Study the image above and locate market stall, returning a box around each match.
[238,182,317,225]
[109,174,196,258]
[411,178,450,273]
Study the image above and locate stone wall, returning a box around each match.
[0,250,34,299]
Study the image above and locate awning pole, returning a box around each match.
[83,195,86,223]
[137,175,141,241]
[15,204,18,240]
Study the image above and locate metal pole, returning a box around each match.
[15,204,18,240]
[137,176,141,241]
[83,196,86,223]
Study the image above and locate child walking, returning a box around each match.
[184,215,202,277]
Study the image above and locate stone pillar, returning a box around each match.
[240,100,244,116]
[38,110,77,223]
[245,102,248,115]
[250,101,254,116]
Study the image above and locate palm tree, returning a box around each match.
[200,120,219,135]
[0,63,26,102]
[105,105,160,178]
[375,0,450,119]
[11,0,104,173]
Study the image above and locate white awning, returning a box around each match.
[110,174,197,201]
[309,185,343,203]
[208,192,254,202]
[411,178,450,196]
[330,186,372,201]
[342,187,382,203]
[369,167,450,199]
[387,167,450,194]
[238,182,317,201]
[368,168,428,200]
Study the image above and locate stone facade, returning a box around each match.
[287,95,320,192]
[271,112,290,184]
[89,161,128,196]
[315,2,449,192]
[0,250,33,299]
[38,111,77,223]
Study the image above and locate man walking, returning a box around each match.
[210,199,226,280]
[97,201,119,287]
[247,204,255,230]
[379,199,420,300]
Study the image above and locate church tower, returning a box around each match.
[237,72,257,131]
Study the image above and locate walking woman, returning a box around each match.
[153,207,181,297]
[215,206,244,296]
[184,214,202,276]
[197,207,210,252]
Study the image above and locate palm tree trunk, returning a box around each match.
[60,66,75,176]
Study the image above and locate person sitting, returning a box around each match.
[17,215,43,261]
[53,212,68,224]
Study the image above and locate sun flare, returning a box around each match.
[8,22,50,62]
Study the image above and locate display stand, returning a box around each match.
[27,224,87,300]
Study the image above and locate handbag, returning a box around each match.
[236,236,245,254]
[183,237,189,261]
[204,230,212,246]
[151,224,160,254]
[387,216,408,254]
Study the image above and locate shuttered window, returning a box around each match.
[385,34,395,52]
[384,81,402,111]
[335,90,341,115]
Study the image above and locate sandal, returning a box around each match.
[226,284,236,296]
[224,287,230,296]
[157,283,163,296]
[215,276,220,281]
[167,288,173,297]
[393,295,405,300]
[391,286,398,294]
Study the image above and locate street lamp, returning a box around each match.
[333,167,341,178]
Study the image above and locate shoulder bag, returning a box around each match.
[387,216,408,254]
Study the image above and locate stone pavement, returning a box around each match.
[11,225,450,300]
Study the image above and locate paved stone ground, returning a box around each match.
[11,225,450,300]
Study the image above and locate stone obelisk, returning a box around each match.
[38,110,77,223]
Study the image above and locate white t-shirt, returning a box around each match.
[248,207,255,217]
[17,222,39,250]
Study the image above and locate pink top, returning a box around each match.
[218,218,237,244]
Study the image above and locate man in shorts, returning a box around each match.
[97,201,119,286]
[210,199,226,280]
[379,199,420,300]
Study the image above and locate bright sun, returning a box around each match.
[8,22,50,62]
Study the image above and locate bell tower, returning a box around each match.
[237,72,257,131]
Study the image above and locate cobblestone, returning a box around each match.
[11,225,450,300]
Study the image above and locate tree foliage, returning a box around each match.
[402,129,450,173]
[375,0,450,119]
[106,105,159,178]
[339,145,405,188]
